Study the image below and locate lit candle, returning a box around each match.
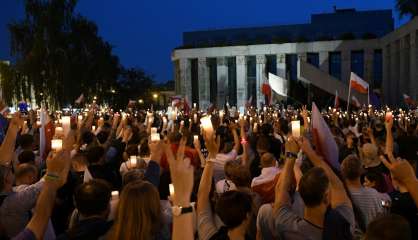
[200,116,213,136]
[193,103,197,108]
[291,120,301,138]
[130,156,137,167]
[55,127,63,136]
[193,135,199,141]
[36,120,41,127]
[385,112,393,122]
[61,116,71,137]
[169,183,175,197]
[163,117,167,125]
[151,127,157,134]
[92,126,96,132]
[51,139,63,151]
[151,133,160,142]
[78,115,83,122]
[111,191,119,200]
[180,120,184,126]
[219,110,224,119]
[194,113,197,123]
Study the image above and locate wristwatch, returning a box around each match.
[172,205,193,216]
[285,152,298,159]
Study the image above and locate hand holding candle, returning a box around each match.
[291,120,301,138]
[200,116,213,138]
[51,139,63,151]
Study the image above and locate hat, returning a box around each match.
[361,143,381,168]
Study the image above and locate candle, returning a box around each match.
[169,183,175,197]
[61,116,71,137]
[193,103,197,108]
[78,115,83,122]
[51,139,63,151]
[194,113,197,123]
[291,120,301,138]
[151,133,160,142]
[193,135,199,141]
[151,127,157,134]
[36,120,41,126]
[219,110,224,119]
[130,156,137,167]
[163,117,167,124]
[180,120,184,126]
[200,116,213,136]
[92,126,96,132]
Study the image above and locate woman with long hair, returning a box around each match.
[107,181,169,239]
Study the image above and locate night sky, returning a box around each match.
[0,0,409,83]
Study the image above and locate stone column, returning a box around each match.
[399,37,410,98]
[198,57,210,110]
[390,41,400,106]
[236,56,247,108]
[179,58,192,101]
[319,51,329,74]
[341,50,350,84]
[410,31,418,99]
[382,44,391,105]
[276,53,286,78]
[256,55,266,108]
[216,57,228,108]
[364,49,374,87]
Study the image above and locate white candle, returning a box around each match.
[111,191,119,200]
[194,135,199,141]
[291,120,301,138]
[36,120,41,126]
[385,112,392,122]
[51,139,63,151]
[92,126,96,132]
[193,103,197,108]
[61,116,71,137]
[169,183,175,197]
[200,116,213,136]
[151,133,160,142]
[78,115,83,122]
[151,127,157,134]
[219,110,224,119]
[193,113,197,123]
[130,156,137,167]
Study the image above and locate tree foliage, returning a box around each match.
[396,0,418,18]
[0,0,120,108]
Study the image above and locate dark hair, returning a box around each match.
[364,171,387,193]
[18,134,34,149]
[15,163,37,179]
[256,136,271,152]
[18,150,36,164]
[82,131,95,145]
[224,161,252,187]
[74,179,111,217]
[341,155,362,181]
[365,214,411,240]
[215,191,252,229]
[86,146,105,164]
[96,131,110,144]
[299,167,329,207]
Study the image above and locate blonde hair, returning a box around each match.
[107,181,162,239]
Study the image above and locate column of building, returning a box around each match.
[198,57,210,110]
[364,49,374,87]
[256,55,266,108]
[276,53,288,99]
[399,37,410,99]
[236,56,247,108]
[410,31,418,100]
[390,41,401,106]
[319,51,329,74]
[178,58,192,102]
[216,57,228,107]
[341,51,350,84]
[382,44,391,106]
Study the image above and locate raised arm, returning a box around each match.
[297,137,352,209]
[273,139,298,210]
[230,123,240,153]
[385,117,393,155]
[0,113,23,166]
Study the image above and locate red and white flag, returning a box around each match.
[350,72,369,94]
[334,90,340,109]
[312,102,340,171]
[351,96,361,108]
[403,94,416,106]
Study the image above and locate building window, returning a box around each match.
[307,53,319,68]
[373,49,383,89]
[351,50,364,78]
[208,58,217,104]
[265,55,277,75]
[285,54,298,81]
[329,52,342,80]
[190,59,199,104]
[246,56,257,106]
[227,57,237,106]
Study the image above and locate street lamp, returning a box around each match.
[152,93,158,100]
[138,99,144,104]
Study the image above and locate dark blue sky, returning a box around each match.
[0,0,408,83]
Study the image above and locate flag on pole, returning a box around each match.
[311,102,340,171]
[39,110,54,161]
[261,82,272,106]
[334,90,340,109]
[351,96,361,108]
[75,94,84,104]
[245,96,253,108]
[403,94,416,106]
[350,72,369,94]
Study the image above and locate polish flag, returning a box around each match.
[351,96,361,108]
[350,72,369,94]
[403,94,416,106]
[334,90,340,109]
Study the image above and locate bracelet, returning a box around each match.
[45,173,60,182]
[285,152,298,159]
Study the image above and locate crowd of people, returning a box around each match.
[0,102,417,240]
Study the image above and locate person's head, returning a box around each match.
[345,132,356,146]
[86,146,105,165]
[260,153,276,168]
[224,160,252,188]
[363,171,387,193]
[299,167,330,208]
[71,153,88,172]
[74,180,111,219]
[215,191,253,231]
[17,150,36,165]
[96,130,110,145]
[15,163,38,186]
[81,131,96,145]
[110,181,162,239]
[365,214,411,240]
[256,136,271,157]
[341,155,363,182]
[0,165,14,193]
[122,170,146,187]
[18,134,34,150]
[361,143,381,168]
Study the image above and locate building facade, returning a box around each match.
[172,9,418,108]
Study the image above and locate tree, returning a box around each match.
[0,0,119,108]
[396,0,418,18]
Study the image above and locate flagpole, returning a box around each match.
[347,79,351,112]
[367,87,370,107]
